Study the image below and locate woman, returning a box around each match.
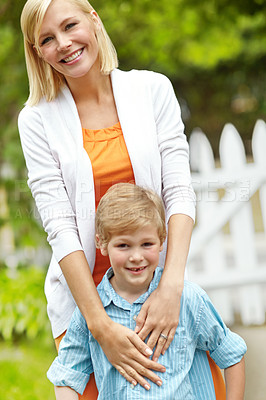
[19,0,225,398]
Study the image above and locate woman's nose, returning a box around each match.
[57,35,72,52]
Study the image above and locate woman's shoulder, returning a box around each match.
[19,86,70,116]
[18,85,73,127]
[113,68,172,89]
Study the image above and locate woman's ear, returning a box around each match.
[33,44,42,58]
[90,10,101,30]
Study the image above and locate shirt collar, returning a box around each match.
[97,267,163,309]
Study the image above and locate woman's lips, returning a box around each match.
[61,48,83,63]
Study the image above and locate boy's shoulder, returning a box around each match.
[183,280,207,296]
[182,280,210,310]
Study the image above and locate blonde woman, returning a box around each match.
[19,0,225,398]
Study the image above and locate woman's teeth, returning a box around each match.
[63,49,82,63]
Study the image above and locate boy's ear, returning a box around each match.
[95,234,108,256]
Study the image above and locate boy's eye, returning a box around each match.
[142,242,153,247]
[117,243,128,248]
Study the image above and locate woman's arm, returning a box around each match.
[224,357,245,400]
[135,73,195,359]
[59,250,166,389]
[136,214,194,360]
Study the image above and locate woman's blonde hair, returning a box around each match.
[20,0,118,106]
[95,183,167,249]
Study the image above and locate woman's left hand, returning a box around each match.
[135,281,183,362]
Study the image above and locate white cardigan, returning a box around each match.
[18,69,196,338]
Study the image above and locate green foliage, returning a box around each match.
[0,266,51,341]
[0,339,56,400]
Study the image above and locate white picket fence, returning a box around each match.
[187,119,266,326]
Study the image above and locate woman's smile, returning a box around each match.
[61,48,84,64]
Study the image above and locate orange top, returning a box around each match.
[82,122,135,286]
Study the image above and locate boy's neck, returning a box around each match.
[109,275,153,305]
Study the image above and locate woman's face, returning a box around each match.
[37,0,101,81]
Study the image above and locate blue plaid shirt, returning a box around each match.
[47,268,246,399]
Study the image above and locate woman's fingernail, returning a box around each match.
[157,380,162,386]
[144,384,150,390]
[161,366,166,372]
[135,325,140,332]
[154,357,158,362]
[145,348,153,356]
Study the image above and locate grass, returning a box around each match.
[0,337,57,400]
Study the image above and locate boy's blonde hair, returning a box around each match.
[95,183,166,248]
[20,0,118,106]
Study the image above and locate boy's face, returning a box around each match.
[100,224,163,301]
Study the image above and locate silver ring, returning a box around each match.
[160,333,168,340]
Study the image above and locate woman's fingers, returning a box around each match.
[135,285,181,360]
[145,330,169,361]
[160,327,176,355]
[134,304,148,334]
[97,321,165,390]
[122,358,164,389]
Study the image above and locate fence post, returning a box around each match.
[189,129,234,324]
[219,123,265,324]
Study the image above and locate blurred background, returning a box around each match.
[0,0,266,399]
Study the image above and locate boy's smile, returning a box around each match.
[100,224,163,303]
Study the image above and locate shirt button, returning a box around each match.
[133,315,137,321]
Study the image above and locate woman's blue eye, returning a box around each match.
[65,23,76,30]
[41,37,53,46]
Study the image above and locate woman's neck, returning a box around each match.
[66,62,111,104]
[65,63,118,129]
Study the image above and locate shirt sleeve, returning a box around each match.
[187,284,247,369]
[151,72,196,222]
[47,308,93,395]
[18,106,83,262]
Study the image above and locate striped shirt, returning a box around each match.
[47,267,247,399]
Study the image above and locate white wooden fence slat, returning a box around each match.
[189,174,262,259]
[189,130,234,324]
[252,120,266,233]
[192,164,265,191]
[219,124,264,325]
[189,120,266,326]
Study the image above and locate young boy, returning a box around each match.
[47,183,246,400]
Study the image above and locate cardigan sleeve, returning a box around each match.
[151,72,196,222]
[18,105,83,262]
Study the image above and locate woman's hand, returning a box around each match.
[94,319,166,390]
[135,281,183,361]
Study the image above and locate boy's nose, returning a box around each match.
[129,250,144,262]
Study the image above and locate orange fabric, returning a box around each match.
[207,352,226,399]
